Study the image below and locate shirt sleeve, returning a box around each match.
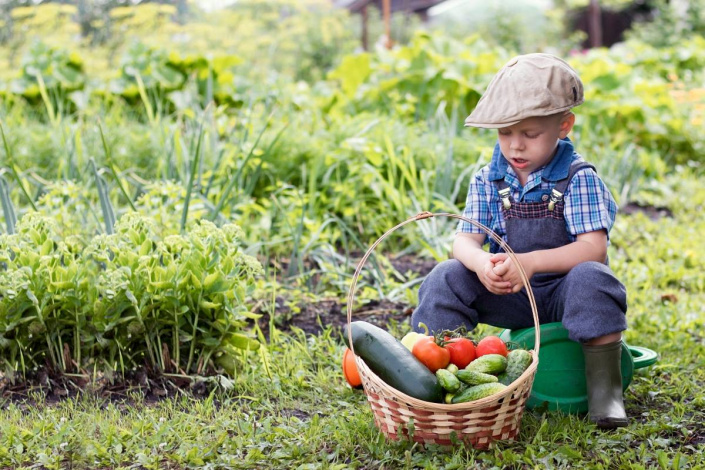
[457,169,492,239]
[563,169,618,237]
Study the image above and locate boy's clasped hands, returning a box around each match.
[478,253,536,295]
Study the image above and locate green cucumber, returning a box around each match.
[346,321,443,403]
[456,369,498,385]
[499,349,533,385]
[451,383,507,404]
[466,354,508,375]
[436,368,461,393]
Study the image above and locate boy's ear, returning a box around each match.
[559,112,575,139]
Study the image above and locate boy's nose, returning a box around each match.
[510,138,524,150]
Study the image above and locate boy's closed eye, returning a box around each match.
[498,129,543,139]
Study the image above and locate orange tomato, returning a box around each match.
[342,347,363,388]
[412,336,451,372]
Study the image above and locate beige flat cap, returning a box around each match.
[464,53,584,129]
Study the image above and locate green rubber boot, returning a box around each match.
[582,341,629,429]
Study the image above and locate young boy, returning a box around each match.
[410,53,629,428]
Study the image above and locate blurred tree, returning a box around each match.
[555,0,658,48]
[428,0,576,54]
[339,0,444,50]
[0,1,78,68]
[627,0,705,47]
[74,0,181,45]
[0,0,184,46]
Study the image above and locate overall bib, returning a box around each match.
[494,161,603,284]
[411,162,627,344]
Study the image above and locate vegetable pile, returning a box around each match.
[344,321,534,405]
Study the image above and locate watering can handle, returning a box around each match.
[629,345,658,369]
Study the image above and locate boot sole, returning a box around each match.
[592,417,629,429]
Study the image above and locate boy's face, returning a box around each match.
[496,113,575,181]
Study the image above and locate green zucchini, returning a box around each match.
[346,321,443,403]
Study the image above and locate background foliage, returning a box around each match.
[0,1,704,466]
[0,0,704,374]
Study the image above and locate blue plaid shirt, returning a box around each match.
[458,138,618,253]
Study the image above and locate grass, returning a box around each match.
[2,176,705,469]
[0,326,702,469]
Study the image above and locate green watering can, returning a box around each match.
[499,322,658,414]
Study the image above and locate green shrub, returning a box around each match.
[0,212,263,379]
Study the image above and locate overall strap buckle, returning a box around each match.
[498,187,512,209]
[548,188,563,211]
[548,160,597,211]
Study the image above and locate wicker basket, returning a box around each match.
[346,212,541,448]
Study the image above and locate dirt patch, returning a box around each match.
[257,297,414,338]
[622,202,673,220]
[389,254,438,278]
[688,428,705,446]
[257,253,437,337]
[0,368,218,408]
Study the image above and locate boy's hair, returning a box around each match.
[464,53,584,129]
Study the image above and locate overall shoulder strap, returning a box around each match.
[547,161,597,211]
[555,161,597,193]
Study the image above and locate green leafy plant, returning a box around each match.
[0,210,263,379]
[86,213,263,377]
[0,213,87,375]
[10,41,86,123]
[110,42,188,123]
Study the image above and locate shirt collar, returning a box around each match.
[487,137,576,182]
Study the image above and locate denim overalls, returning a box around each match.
[411,162,628,343]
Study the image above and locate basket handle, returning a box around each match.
[346,211,541,356]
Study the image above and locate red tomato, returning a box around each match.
[444,337,476,368]
[342,348,362,388]
[412,336,451,372]
[475,335,508,357]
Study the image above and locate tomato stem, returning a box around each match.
[439,325,469,340]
